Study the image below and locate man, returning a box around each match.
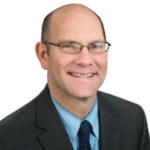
[0,3,149,150]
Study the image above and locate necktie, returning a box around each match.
[78,120,92,150]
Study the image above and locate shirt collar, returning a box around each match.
[50,92,98,141]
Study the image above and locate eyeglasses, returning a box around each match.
[43,41,111,54]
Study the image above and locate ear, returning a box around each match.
[35,42,49,70]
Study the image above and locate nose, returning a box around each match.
[74,46,94,67]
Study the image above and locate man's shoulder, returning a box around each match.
[0,89,48,148]
[0,87,45,131]
[0,85,49,149]
[97,90,144,119]
[0,85,48,128]
[0,98,35,129]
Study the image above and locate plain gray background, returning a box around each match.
[0,0,150,132]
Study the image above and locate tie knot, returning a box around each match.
[80,120,92,135]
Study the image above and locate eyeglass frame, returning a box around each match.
[42,41,111,54]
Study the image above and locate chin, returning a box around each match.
[71,89,97,100]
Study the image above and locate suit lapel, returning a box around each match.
[35,84,74,150]
[97,92,122,150]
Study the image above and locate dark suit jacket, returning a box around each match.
[0,84,149,150]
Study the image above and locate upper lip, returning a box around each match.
[68,72,97,75]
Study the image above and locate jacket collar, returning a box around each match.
[36,84,122,150]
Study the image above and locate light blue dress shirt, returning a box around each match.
[50,92,99,150]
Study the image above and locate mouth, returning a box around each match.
[67,72,97,78]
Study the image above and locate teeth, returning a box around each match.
[70,73,93,77]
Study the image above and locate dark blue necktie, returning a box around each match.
[78,120,92,150]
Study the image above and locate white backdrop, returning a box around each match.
[0,0,150,132]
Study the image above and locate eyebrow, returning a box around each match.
[58,40,78,44]
[57,39,105,44]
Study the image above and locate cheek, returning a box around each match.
[96,54,108,71]
[50,52,74,74]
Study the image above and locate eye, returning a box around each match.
[91,43,101,48]
[63,44,73,48]
[93,44,99,48]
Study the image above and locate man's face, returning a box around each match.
[47,8,108,100]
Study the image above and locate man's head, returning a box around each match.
[35,4,109,101]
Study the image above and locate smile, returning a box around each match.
[68,72,96,78]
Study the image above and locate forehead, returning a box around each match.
[50,5,105,43]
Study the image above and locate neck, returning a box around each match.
[48,83,97,119]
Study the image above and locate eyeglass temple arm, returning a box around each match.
[43,41,60,47]
[106,42,111,46]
